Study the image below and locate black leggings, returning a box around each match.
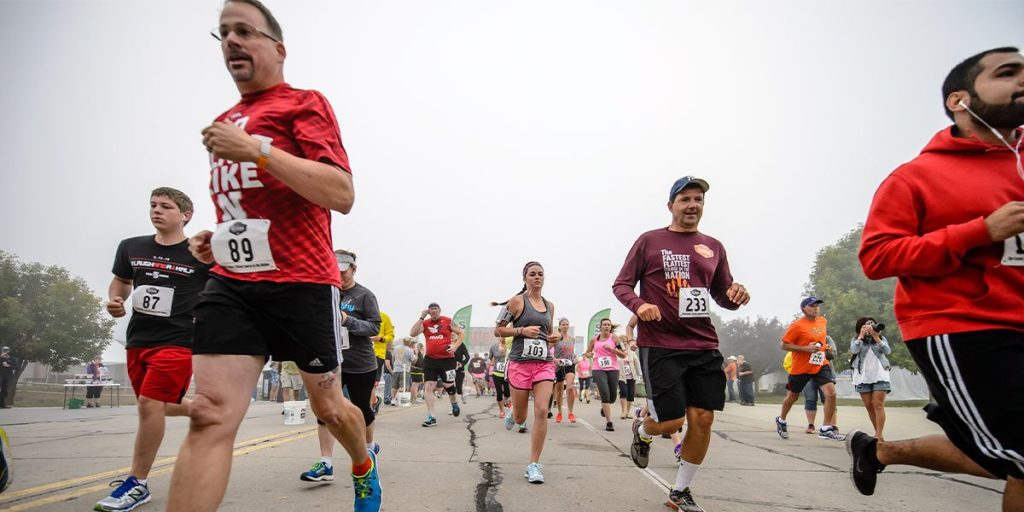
[618,378,636,402]
[455,370,465,395]
[338,370,376,427]
[592,370,619,404]
[493,375,511,402]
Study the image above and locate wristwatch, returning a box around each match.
[256,140,272,168]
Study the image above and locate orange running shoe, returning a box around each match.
[568,413,577,423]
[555,413,563,423]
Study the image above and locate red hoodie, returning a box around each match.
[860,126,1024,341]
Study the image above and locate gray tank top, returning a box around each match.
[509,294,553,363]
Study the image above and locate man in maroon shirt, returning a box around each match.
[167,2,380,511]
[851,47,1024,511]
[614,176,749,511]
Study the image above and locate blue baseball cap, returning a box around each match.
[669,176,710,201]
[800,296,824,308]
[428,302,440,309]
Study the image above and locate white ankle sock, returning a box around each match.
[674,460,700,491]
[320,457,332,468]
[637,424,653,441]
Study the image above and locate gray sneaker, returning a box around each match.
[629,419,652,469]
[666,487,704,511]
[818,426,846,441]
[95,477,151,511]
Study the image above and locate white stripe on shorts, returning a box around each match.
[331,286,343,366]
[639,347,659,422]
[928,335,1024,473]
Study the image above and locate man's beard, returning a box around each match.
[969,91,1024,128]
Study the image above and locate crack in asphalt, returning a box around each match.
[466,402,504,512]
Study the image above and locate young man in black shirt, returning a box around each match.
[98,187,209,511]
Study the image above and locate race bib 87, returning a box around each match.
[132,285,174,317]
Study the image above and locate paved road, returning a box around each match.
[0,396,1005,511]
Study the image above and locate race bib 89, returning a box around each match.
[211,219,277,273]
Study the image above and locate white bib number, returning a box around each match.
[522,338,547,360]
[445,369,457,382]
[496,361,507,373]
[340,327,350,350]
[678,287,711,318]
[598,356,613,368]
[132,285,174,317]
[211,219,277,273]
[809,350,826,366]
[1002,235,1024,266]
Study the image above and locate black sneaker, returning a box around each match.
[452,403,461,418]
[372,395,382,415]
[605,421,614,432]
[666,487,704,511]
[421,416,437,427]
[775,416,789,440]
[629,419,652,468]
[846,429,885,496]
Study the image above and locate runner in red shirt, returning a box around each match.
[409,303,464,426]
[849,47,1024,510]
[167,2,379,511]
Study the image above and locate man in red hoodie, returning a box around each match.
[852,47,1024,511]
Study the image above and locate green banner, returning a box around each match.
[586,308,611,351]
[452,305,472,368]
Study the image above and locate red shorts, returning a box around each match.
[127,346,193,404]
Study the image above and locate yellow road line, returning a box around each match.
[3,430,318,511]
[0,425,314,505]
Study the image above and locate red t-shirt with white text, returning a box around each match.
[209,83,350,286]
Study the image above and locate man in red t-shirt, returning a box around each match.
[850,47,1024,508]
[409,303,464,426]
[773,297,843,441]
[167,2,380,511]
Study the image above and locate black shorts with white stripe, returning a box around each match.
[193,275,343,374]
[907,330,1024,480]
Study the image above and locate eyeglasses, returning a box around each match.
[210,22,280,43]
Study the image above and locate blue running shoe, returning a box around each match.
[94,477,150,511]
[353,450,382,512]
[300,461,334,482]
[452,402,461,418]
[504,412,515,431]
[422,416,437,427]
[369,442,381,455]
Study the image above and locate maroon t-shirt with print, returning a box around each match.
[613,228,739,350]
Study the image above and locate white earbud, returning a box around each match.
[958,99,969,110]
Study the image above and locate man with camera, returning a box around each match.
[774,297,843,441]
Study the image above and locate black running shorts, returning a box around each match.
[555,364,576,383]
[908,330,1024,480]
[786,365,836,394]
[423,357,457,384]
[640,347,726,422]
[193,275,342,374]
